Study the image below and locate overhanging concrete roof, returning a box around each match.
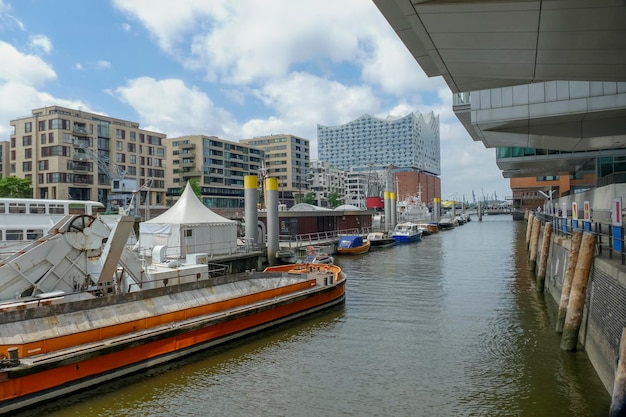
[373,0,626,93]
[373,0,626,178]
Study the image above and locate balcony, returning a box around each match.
[179,142,196,150]
[182,170,202,177]
[179,161,196,168]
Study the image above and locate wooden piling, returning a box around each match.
[556,229,584,333]
[560,231,596,351]
[536,222,553,291]
[610,328,626,417]
[526,212,534,248]
[529,218,541,271]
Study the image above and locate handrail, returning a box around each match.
[532,211,625,265]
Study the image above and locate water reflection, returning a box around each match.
[20,217,610,417]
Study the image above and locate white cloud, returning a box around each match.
[0,41,56,87]
[29,34,52,54]
[97,60,112,69]
[121,22,131,32]
[0,83,89,138]
[242,72,381,156]
[114,77,238,138]
[74,63,84,71]
[0,0,24,31]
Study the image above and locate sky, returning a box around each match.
[0,0,511,203]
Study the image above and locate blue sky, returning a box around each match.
[0,0,511,203]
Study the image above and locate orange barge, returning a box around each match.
[0,212,345,415]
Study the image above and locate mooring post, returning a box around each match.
[560,231,597,351]
[556,229,584,333]
[536,222,553,291]
[610,328,626,417]
[526,212,535,248]
[529,217,541,271]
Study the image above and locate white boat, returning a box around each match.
[366,231,396,248]
[391,222,423,243]
[397,187,430,222]
[0,198,104,259]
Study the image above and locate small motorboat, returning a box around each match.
[366,231,396,248]
[391,222,423,243]
[337,235,371,255]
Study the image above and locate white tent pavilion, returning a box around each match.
[139,183,237,259]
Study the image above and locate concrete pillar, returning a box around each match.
[384,191,391,231]
[478,201,482,222]
[610,328,626,417]
[556,229,584,333]
[529,217,541,271]
[390,192,397,229]
[433,198,440,222]
[536,222,553,291]
[526,212,535,248]
[560,231,597,351]
[244,175,258,249]
[265,177,280,266]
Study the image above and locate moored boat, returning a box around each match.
[366,231,396,248]
[0,203,346,414]
[391,222,423,243]
[337,235,371,255]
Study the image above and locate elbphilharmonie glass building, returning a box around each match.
[317,111,441,175]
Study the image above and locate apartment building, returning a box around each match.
[240,134,310,207]
[0,141,9,179]
[308,160,345,207]
[165,135,264,209]
[9,106,166,209]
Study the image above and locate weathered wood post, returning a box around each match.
[536,222,553,291]
[560,231,596,351]
[556,229,584,333]
[529,217,541,271]
[610,328,626,417]
[526,212,535,248]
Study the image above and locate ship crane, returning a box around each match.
[76,143,137,213]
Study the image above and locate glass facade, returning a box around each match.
[317,112,440,175]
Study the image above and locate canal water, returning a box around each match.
[21,216,610,417]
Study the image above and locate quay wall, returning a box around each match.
[536,224,626,393]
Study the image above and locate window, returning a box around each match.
[22,161,32,172]
[24,148,32,159]
[38,121,46,131]
[38,160,49,170]
[116,129,125,139]
[48,132,54,143]
[127,142,136,152]
[22,136,32,146]
[130,131,136,141]
[117,141,123,151]
[24,122,32,133]
[41,134,47,144]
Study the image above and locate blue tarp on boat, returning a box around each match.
[338,235,364,249]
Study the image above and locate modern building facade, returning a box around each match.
[164,135,264,209]
[9,106,166,209]
[374,0,626,212]
[318,111,440,175]
[240,134,310,207]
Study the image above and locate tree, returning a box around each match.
[328,192,342,208]
[302,192,317,205]
[0,176,32,198]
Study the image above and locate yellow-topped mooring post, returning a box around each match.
[556,229,584,333]
[244,175,258,250]
[610,328,626,417]
[560,231,597,351]
[265,177,279,266]
[529,217,541,271]
[536,222,553,291]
